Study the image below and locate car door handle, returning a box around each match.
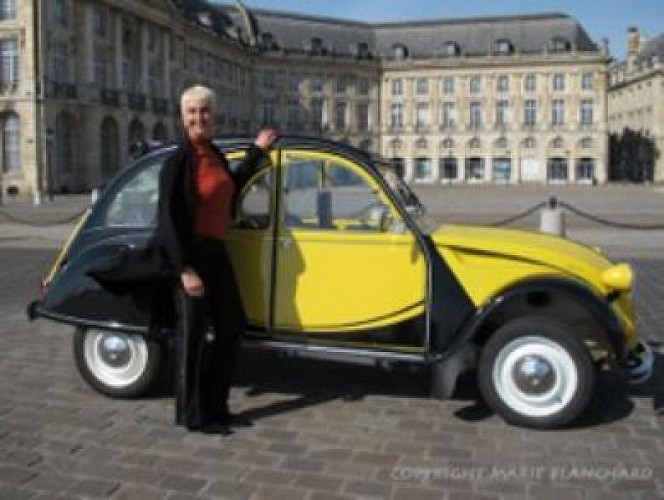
[278,236,293,249]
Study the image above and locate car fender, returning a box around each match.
[445,277,627,362]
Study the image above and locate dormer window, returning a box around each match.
[197,11,214,29]
[442,41,460,57]
[354,42,371,59]
[392,43,408,60]
[260,32,278,51]
[493,39,513,55]
[307,37,326,55]
[548,37,571,53]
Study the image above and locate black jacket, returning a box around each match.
[89,140,268,334]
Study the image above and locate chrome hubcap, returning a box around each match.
[83,330,148,389]
[99,335,131,368]
[512,355,555,395]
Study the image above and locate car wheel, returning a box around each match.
[477,316,595,429]
[73,328,165,398]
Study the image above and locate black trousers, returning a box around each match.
[174,237,245,429]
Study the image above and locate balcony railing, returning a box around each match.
[127,93,146,111]
[100,88,120,106]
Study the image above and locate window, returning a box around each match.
[550,137,564,149]
[494,39,513,55]
[94,45,108,86]
[470,75,481,94]
[336,77,347,94]
[288,75,300,92]
[391,79,403,96]
[496,75,509,92]
[442,41,460,57]
[53,40,70,83]
[311,98,324,128]
[495,100,510,126]
[358,78,370,95]
[392,44,408,60]
[261,99,275,125]
[286,100,301,129]
[100,117,119,181]
[549,37,570,53]
[0,0,16,21]
[581,72,593,90]
[468,137,481,149]
[523,137,536,149]
[308,37,325,55]
[440,157,457,180]
[443,76,454,94]
[465,158,484,180]
[235,168,274,230]
[442,102,456,128]
[2,112,20,173]
[416,103,430,127]
[552,73,565,91]
[260,32,277,51]
[416,78,429,95]
[390,103,403,128]
[580,99,593,125]
[494,137,508,149]
[356,103,369,131]
[580,137,594,149]
[334,102,347,130]
[547,158,568,181]
[0,38,18,84]
[552,99,565,125]
[54,112,74,177]
[53,0,68,27]
[311,78,323,93]
[493,158,511,182]
[576,158,595,182]
[469,102,482,129]
[524,99,537,126]
[524,73,537,92]
[415,138,428,149]
[262,69,275,90]
[441,138,454,149]
[414,157,432,180]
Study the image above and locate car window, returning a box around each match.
[234,167,274,230]
[282,153,398,232]
[103,156,164,227]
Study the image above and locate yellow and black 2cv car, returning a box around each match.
[28,137,653,429]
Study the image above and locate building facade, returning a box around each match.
[609,28,664,182]
[1,0,612,200]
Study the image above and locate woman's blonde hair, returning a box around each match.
[180,85,216,113]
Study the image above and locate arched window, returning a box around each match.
[494,137,508,149]
[128,118,145,147]
[152,122,167,141]
[391,43,408,60]
[390,138,402,151]
[580,137,594,149]
[415,137,427,149]
[1,111,20,173]
[550,136,564,149]
[100,116,119,180]
[0,0,16,21]
[523,137,536,149]
[468,137,481,149]
[441,138,454,149]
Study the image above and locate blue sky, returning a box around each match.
[215,1,663,60]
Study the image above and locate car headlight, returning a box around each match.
[601,263,633,293]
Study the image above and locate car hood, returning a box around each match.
[431,224,613,287]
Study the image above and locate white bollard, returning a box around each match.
[540,197,566,237]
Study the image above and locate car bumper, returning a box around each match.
[624,339,654,384]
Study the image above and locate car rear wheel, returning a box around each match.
[73,328,165,398]
[478,317,595,429]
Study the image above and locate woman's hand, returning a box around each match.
[255,128,279,151]
[181,268,205,297]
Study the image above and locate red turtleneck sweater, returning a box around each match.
[191,137,235,241]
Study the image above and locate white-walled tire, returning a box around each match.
[478,317,595,429]
[73,328,165,398]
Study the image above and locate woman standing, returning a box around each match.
[155,85,278,433]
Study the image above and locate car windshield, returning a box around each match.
[372,160,437,234]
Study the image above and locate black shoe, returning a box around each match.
[199,422,232,435]
[218,412,253,428]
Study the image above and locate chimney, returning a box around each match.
[627,27,641,71]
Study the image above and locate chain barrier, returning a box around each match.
[0,207,88,227]
[487,202,546,227]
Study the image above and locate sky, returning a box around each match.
[213,1,664,60]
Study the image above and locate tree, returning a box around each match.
[609,128,660,182]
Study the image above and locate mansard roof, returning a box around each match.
[177,2,599,58]
[639,34,664,62]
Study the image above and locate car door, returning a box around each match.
[273,149,427,343]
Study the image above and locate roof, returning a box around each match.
[209,3,598,58]
[639,33,664,63]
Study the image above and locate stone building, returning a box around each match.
[1,0,611,200]
[609,28,664,182]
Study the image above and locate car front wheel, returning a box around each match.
[478,317,595,429]
[73,328,165,398]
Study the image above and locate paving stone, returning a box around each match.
[157,474,207,494]
[342,479,393,498]
[0,466,37,485]
[242,467,295,486]
[292,472,342,492]
[66,478,121,497]
[201,479,256,499]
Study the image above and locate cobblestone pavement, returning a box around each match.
[1,187,663,499]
